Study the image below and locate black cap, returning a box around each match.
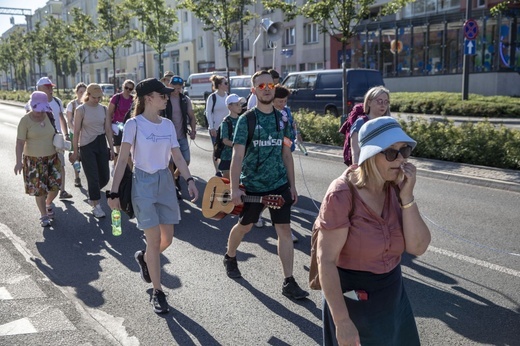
[136,78,174,97]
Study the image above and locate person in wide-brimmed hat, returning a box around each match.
[315,116,431,346]
[14,91,62,227]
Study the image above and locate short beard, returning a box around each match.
[257,95,274,105]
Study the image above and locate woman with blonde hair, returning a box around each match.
[317,116,431,345]
[349,85,391,166]
[69,83,114,218]
[108,78,198,314]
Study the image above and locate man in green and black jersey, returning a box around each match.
[222,70,309,300]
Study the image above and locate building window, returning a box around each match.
[285,27,296,46]
[305,23,319,44]
[198,36,203,49]
[477,0,485,7]
[183,11,188,22]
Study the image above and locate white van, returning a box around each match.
[184,71,236,100]
[99,83,115,97]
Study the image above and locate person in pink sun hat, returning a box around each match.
[15,91,62,227]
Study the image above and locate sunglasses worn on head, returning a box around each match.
[256,83,275,90]
[124,86,133,91]
[172,77,183,84]
[380,145,412,161]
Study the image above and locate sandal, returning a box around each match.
[59,191,73,199]
[40,216,51,227]
[74,178,82,187]
[46,206,55,219]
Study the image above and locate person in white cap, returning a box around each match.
[15,91,62,227]
[216,93,245,179]
[315,116,431,346]
[25,77,73,201]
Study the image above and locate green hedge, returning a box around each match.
[5,91,520,169]
[391,92,520,118]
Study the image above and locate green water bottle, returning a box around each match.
[111,209,122,236]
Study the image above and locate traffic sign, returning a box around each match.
[464,39,476,55]
[463,19,479,40]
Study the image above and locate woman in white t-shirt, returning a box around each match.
[205,75,228,175]
[66,82,87,188]
[108,78,199,315]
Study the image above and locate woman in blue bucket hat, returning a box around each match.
[314,116,431,345]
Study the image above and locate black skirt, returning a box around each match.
[322,265,420,346]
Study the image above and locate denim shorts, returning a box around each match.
[132,167,180,230]
[178,137,190,163]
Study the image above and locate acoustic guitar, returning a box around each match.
[202,177,285,220]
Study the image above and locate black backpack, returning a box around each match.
[213,116,233,159]
[244,108,285,149]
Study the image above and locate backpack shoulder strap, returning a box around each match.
[225,116,233,140]
[211,93,217,114]
[53,96,62,110]
[246,110,256,148]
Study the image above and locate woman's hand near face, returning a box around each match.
[399,162,416,201]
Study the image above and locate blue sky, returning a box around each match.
[0,0,48,35]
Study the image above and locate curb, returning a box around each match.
[4,100,519,193]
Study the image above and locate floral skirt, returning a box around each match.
[23,154,62,196]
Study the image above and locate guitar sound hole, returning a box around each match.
[222,192,231,205]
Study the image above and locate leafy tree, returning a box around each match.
[67,7,98,82]
[178,0,256,84]
[97,0,133,91]
[0,38,14,90]
[263,0,414,117]
[125,0,178,77]
[26,22,47,81]
[4,28,29,90]
[490,0,520,16]
[43,16,71,93]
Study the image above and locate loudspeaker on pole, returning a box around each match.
[261,18,284,41]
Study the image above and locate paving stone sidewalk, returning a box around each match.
[301,142,520,193]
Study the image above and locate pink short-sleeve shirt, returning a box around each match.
[314,175,405,274]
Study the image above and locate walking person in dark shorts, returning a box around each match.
[223,70,309,300]
[107,78,199,314]
[316,116,431,345]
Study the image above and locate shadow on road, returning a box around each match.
[402,254,520,345]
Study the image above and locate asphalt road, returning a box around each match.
[0,103,519,345]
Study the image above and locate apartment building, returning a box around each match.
[1,0,518,96]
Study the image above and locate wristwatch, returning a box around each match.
[106,191,120,199]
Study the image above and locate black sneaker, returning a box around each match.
[134,250,152,283]
[223,255,242,278]
[151,289,169,314]
[282,276,309,300]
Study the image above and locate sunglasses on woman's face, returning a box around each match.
[124,86,134,91]
[256,83,275,90]
[380,145,412,162]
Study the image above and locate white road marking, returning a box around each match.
[0,287,13,300]
[0,318,37,336]
[428,245,520,278]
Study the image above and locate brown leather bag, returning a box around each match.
[309,176,355,290]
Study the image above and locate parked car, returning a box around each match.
[99,83,115,97]
[281,69,384,117]
[184,71,237,100]
[229,75,252,99]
